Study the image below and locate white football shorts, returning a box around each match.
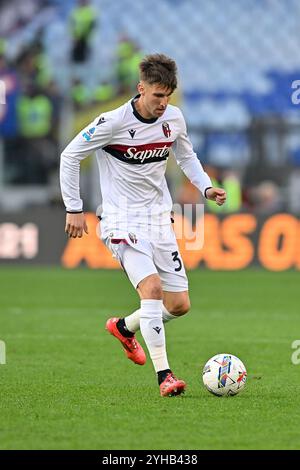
[103,224,188,292]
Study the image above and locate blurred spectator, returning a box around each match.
[17,83,53,138]
[69,0,97,64]
[93,81,115,104]
[70,79,115,109]
[248,180,284,214]
[16,39,52,91]
[115,36,142,94]
[71,78,91,109]
[6,81,58,184]
[205,165,242,213]
[31,38,52,89]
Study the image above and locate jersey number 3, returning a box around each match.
[172,251,182,272]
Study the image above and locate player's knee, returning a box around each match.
[170,299,191,316]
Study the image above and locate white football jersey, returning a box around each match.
[60,95,211,231]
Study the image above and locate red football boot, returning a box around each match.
[106,317,146,365]
[160,373,186,397]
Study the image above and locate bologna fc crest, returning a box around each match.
[162,122,171,138]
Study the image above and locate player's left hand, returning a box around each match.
[205,187,227,206]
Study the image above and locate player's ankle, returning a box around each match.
[116,318,134,338]
[157,369,172,385]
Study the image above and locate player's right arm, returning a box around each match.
[60,114,113,237]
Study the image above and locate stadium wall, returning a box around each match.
[0,209,299,271]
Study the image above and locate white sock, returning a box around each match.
[125,305,178,333]
[162,305,178,323]
[139,299,169,373]
[124,309,141,333]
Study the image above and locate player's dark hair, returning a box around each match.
[139,54,177,91]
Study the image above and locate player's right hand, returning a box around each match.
[65,212,89,238]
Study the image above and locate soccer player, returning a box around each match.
[60,54,226,397]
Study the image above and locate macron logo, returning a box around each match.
[128,129,136,139]
[153,327,161,334]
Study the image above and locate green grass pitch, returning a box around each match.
[1,267,300,450]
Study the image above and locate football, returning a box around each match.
[202,354,247,396]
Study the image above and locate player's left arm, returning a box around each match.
[172,111,226,206]
[204,186,226,206]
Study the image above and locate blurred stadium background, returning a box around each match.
[1,0,300,269]
[1,0,300,451]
